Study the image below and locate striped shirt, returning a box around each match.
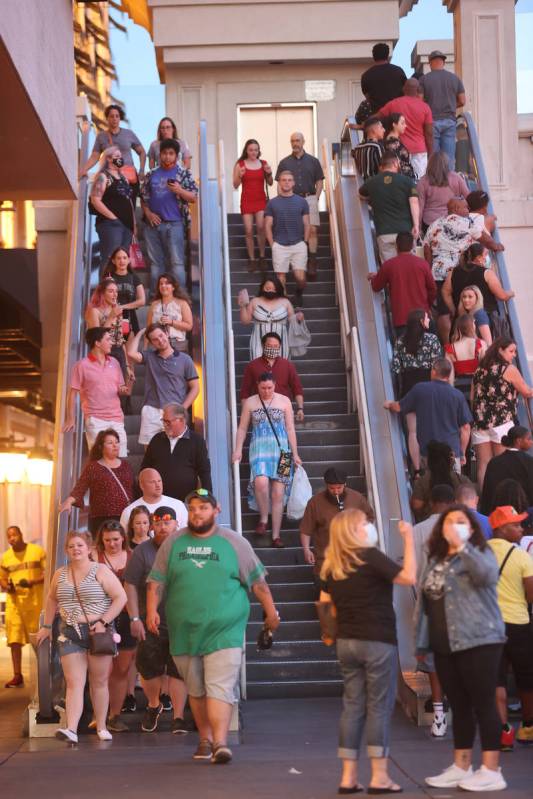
[352,140,384,180]
[56,563,111,634]
[264,194,309,246]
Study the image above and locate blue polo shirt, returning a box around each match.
[399,379,472,457]
[141,349,198,409]
[264,194,309,246]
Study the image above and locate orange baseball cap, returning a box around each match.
[488,506,528,530]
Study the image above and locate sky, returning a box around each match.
[108,0,533,152]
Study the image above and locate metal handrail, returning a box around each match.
[321,139,385,548]
[217,139,242,534]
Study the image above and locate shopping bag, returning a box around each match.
[129,237,145,270]
[287,465,312,520]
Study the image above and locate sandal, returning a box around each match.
[271,538,285,548]
[367,785,403,794]
[255,521,268,535]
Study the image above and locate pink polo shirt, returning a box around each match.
[378,96,433,154]
[70,354,124,422]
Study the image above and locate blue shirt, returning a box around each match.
[473,510,492,539]
[399,379,473,457]
[264,194,309,246]
[143,166,182,221]
[141,349,198,409]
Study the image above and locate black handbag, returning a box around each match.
[259,396,293,479]
[72,570,117,657]
[315,601,338,646]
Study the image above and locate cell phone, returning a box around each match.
[167,178,177,185]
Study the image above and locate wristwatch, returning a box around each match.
[129,616,141,622]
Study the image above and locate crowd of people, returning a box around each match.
[1,41,532,793]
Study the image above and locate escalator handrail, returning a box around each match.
[321,140,385,547]
[339,118,413,525]
[217,138,242,534]
[460,111,533,428]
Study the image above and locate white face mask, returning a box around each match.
[484,254,492,269]
[364,522,379,547]
[445,522,471,544]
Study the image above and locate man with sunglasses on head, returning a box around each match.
[123,506,190,734]
[119,467,187,532]
[140,403,212,501]
[146,489,280,764]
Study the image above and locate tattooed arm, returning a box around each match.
[251,579,280,631]
[90,174,116,219]
[146,580,164,635]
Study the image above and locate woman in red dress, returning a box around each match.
[233,139,273,272]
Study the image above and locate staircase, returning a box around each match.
[228,211,364,698]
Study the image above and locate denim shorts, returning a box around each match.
[57,621,91,657]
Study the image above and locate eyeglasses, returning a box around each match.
[152,514,175,522]
[162,417,178,426]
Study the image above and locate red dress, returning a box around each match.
[239,160,267,214]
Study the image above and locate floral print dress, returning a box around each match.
[472,362,517,431]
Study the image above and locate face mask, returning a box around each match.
[262,290,277,300]
[112,156,124,167]
[364,522,379,547]
[453,523,471,543]
[263,346,280,359]
[484,254,492,268]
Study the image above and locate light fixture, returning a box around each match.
[0,436,27,484]
[26,446,53,486]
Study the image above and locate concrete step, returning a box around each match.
[250,600,318,622]
[245,639,335,661]
[267,582,318,602]
[246,618,320,642]
[246,679,343,699]
[246,658,341,681]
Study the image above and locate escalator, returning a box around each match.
[326,113,533,720]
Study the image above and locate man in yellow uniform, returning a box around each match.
[0,526,45,688]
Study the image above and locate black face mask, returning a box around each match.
[112,156,124,168]
[261,290,278,300]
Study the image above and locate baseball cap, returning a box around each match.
[323,467,347,485]
[488,506,528,530]
[152,506,177,521]
[429,50,447,61]
[185,488,218,508]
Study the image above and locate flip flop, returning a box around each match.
[338,785,364,794]
[367,786,403,795]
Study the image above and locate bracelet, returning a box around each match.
[41,623,52,630]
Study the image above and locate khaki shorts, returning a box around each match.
[86,416,127,457]
[377,234,399,264]
[304,194,320,227]
[138,404,163,445]
[173,647,242,705]
[272,241,307,274]
[6,604,40,646]
[471,419,514,446]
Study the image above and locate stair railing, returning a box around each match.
[217,138,242,534]
[322,140,385,550]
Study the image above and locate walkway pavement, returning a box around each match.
[1,647,532,797]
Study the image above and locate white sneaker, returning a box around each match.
[431,713,448,738]
[55,728,78,744]
[96,729,113,741]
[425,763,473,787]
[458,765,507,792]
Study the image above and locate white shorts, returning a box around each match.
[471,419,514,446]
[411,152,428,181]
[138,405,163,445]
[304,194,320,227]
[272,241,307,274]
[85,417,127,457]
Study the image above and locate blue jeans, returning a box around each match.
[144,220,186,295]
[337,638,398,760]
[433,118,457,171]
[96,219,133,276]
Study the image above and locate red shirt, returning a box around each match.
[378,96,433,154]
[370,253,436,327]
[71,460,135,518]
[240,356,303,401]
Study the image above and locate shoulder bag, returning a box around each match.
[72,569,117,656]
[100,462,131,504]
[499,544,515,576]
[259,396,293,479]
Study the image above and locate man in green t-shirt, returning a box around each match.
[359,152,419,263]
[147,489,279,764]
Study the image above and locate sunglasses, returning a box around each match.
[152,514,175,522]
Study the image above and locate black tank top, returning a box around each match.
[451,262,497,313]
[96,171,134,230]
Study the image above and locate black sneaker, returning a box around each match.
[160,693,172,712]
[212,743,232,764]
[141,703,163,732]
[121,694,136,713]
[172,717,188,735]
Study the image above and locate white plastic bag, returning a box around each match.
[287,465,312,520]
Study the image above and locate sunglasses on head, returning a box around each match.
[153,514,174,522]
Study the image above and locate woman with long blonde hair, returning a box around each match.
[455,285,492,347]
[320,509,415,794]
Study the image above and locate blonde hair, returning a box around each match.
[94,145,121,179]
[320,508,369,581]
[458,284,484,315]
[64,530,93,553]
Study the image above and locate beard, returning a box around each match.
[188,519,214,534]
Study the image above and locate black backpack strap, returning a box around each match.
[499,544,516,576]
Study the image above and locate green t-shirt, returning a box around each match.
[359,171,417,236]
[148,526,266,656]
